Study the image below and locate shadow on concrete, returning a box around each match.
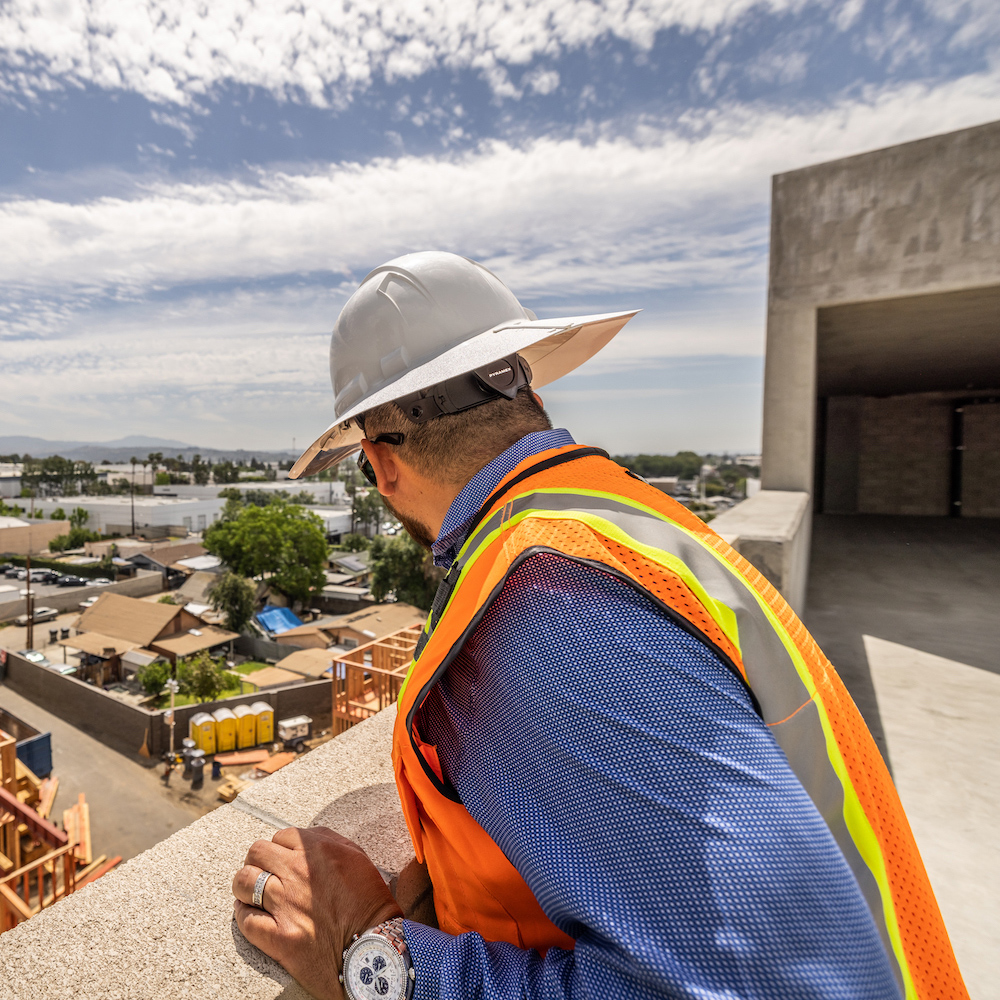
[309,781,414,875]
[805,514,1000,766]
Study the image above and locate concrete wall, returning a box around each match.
[0,570,163,623]
[0,520,71,555]
[1,650,332,763]
[856,396,952,516]
[711,490,812,613]
[963,402,1000,518]
[2,651,156,759]
[764,120,1000,496]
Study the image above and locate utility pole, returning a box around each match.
[165,678,179,757]
[25,495,34,650]
[130,456,137,536]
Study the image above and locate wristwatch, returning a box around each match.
[340,917,415,1000]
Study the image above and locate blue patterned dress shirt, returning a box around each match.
[402,430,901,1000]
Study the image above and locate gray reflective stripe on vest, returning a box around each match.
[451,488,901,985]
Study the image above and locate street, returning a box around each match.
[0,684,215,863]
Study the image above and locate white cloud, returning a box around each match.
[3,69,999,446]
[2,69,998,311]
[523,67,561,96]
[0,0,832,106]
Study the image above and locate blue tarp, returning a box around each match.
[255,605,304,636]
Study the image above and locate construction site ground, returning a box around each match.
[0,685,213,863]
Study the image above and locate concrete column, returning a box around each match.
[761,304,817,493]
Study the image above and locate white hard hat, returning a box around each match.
[289,251,637,478]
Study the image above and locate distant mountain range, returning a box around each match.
[0,435,297,464]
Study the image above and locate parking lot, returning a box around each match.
[0,568,112,608]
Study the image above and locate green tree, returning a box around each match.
[136,659,171,698]
[203,501,328,605]
[369,533,442,610]
[213,460,241,484]
[352,489,384,536]
[207,571,257,633]
[177,652,235,703]
[339,533,372,552]
[612,451,703,480]
[191,454,210,485]
[69,506,90,529]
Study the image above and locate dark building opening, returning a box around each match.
[814,284,1000,518]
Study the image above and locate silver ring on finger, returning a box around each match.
[252,870,274,909]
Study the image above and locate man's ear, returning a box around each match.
[362,440,399,497]
[532,391,544,408]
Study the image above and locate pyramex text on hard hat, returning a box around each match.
[231,252,966,1000]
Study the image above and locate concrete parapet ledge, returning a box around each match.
[0,705,411,1000]
[711,490,811,613]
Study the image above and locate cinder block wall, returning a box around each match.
[963,403,1000,518]
[857,396,951,516]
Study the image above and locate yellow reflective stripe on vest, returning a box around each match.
[427,486,912,997]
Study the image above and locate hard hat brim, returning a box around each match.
[289,309,638,479]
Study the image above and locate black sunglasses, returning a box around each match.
[356,432,405,486]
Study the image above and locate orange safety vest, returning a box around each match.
[391,445,967,999]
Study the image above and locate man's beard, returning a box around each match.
[382,495,437,550]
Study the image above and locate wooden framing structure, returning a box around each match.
[330,624,422,735]
[0,783,76,932]
[0,729,117,934]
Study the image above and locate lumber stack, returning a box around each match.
[14,759,41,809]
[217,776,249,803]
[255,752,296,775]
[62,793,92,865]
[35,777,58,820]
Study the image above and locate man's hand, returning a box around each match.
[232,826,402,1000]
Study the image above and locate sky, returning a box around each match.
[1,0,998,456]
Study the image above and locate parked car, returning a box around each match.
[91,577,112,586]
[79,596,99,609]
[57,575,87,587]
[16,649,52,667]
[49,664,78,676]
[0,563,16,574]
[4,567,22,578]
[32,570,61,584]
[14,607,59,626]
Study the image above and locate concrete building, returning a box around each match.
[0,518,72,556]
[27,494,225,535]
[152,480,346,503]
[715,120,1000,612]
[0,464,22,499]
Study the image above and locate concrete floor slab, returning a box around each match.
[866,634,999,1000]
[806,515,1000,760]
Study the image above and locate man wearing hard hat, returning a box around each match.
[232,253,965,1000]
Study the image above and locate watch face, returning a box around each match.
[344,935,407,1000]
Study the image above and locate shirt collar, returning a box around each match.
[431,428,576,567]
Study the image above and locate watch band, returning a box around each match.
[369,916,409,958]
